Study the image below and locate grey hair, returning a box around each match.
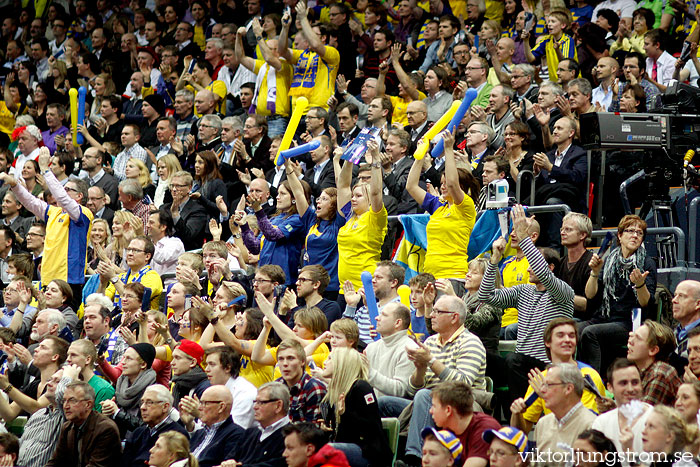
[68,178,89,206]
[562,212,592,240]
[439,295,468,324]
[567,78,592,97]
[259,382,291,413]
[85,293,114,309]
[468,121,495,145]
[200,114,222,134]
[41,308,67,331]
[171,171,193,187]
[175,89,195,103]
[550,362,584,398]
[119,178,144,199]
[513,63,536,80]
[15,115,36,127]
[540,81,565,97]
[66,381,96,402]
[222,117,243,133]
[144,384,174,406]
[206,37,224,50]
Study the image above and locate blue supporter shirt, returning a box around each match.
[410,308,429,342]
[259,213,304,286]
[301,207,346,292]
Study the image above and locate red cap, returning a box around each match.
[178,339,204,364]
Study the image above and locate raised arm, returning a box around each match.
[284,160,309,215]
[236,27,257,72]
[296,2,327,57]
[390,44,420,100]
[251,19,282,71]
[278,8,294,62]
[366,140,384,213]
[3,174,47,221]
[406,154,427,206]
[335,148,353,216]
[442,129,464,205]
[254,291,302,343]
[37,148,83,221]
[250,319,276,366]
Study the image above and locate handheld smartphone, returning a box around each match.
[227,295,246,307]
[185,294,192,310]
[187,58,197,74]
[524,12,536,32]
[473,35,479,51]
[308,360,317,370]
[680,41,693,63]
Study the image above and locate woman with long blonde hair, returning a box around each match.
[321,347,391,467]
[125,158,156,200]
[107,210,144,269]
[88,218,112,272]
[154,153,182,207]
[91,73,116,117]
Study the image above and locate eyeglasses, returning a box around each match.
[141,400,165,407]
[171,183,190,189]
[26,232,44,238]
[296,277,315,283]
[126,247,145,253]
[64,398,89,405]
[431,308,457,315]
[199,124,215,129]
[487,448,517,458]
[65,187,79,193]
[511,74,526,79]
[541,381,567,390]
[200,400,223,406]
[253,399,279,405]
[623,229,644,237]
[466,66,484,71]
[121,294,139,300]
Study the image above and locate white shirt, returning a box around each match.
[11,147,41,178]
[592,84,614,111]
[646,51,676,87]
[151,236,185,282]
[592,0,637,20]
[591,402,651,455]
[225,376,257,429]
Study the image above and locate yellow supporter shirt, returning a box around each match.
[522,364,606,423]
[0,102,15,136]
[252,59,293,118]
[337,205,388,293]
[188,80,227,116]
[289,46,340,111]
[240,340,275,387]
[423,194,477,279]
[389,91,427,128]
[500,255,530,327]
[270,342,330,379]
[105,266,163,310]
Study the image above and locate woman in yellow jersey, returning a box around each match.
[251,291,330,372]
[406,129,480,281]
[164,281,201,328]
[204,307,274,388]
[335,140,387,299]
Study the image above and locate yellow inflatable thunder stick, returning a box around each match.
[274,96,309,166]
[69,88,79,147]
[413,100,461,160]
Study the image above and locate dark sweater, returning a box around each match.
[122,418,189,466]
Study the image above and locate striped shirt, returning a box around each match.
[408,325,487,396]
[478,237,574,363]
[18,405,64,467]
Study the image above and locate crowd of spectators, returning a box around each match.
[0,0,699,466]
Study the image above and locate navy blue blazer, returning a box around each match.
[190,416,246,467]
[122,418,189,466]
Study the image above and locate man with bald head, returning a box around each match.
[406,100,430,150]
[183,385,245,467]
[194,89,219,117]
[491,37,517,85]
[672,281,700,367]
[592,57,620,111]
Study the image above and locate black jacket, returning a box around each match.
[122,418,189,466]
[303,160,336,199]
[225,421,287,467]
[163,199,208,251]
[191,416,246,467]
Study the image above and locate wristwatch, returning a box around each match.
[2,384,13,394]
[428,357,437,367]
[255,35,263,41]
[110,276,119,284]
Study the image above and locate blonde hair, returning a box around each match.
[294,306,328,338]
[468,258,501,288]
[127,158,152,189]
[110,210,144,254]
[330,318,359,349]
[323,348,368,427]
[351,182,371,217]
[652,405,700,454]
[158,153,183,183]
[157,431,198,467]
[146,310,168,346]
[90,218,112,248]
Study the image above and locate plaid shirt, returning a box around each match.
[640,360,681,407]
[408,325,487,396]
[113,143,148,181]
[277,373,327,423]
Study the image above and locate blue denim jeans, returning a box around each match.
[379,389,434,458]
[330,443,369,467]
[267,116,289,138]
